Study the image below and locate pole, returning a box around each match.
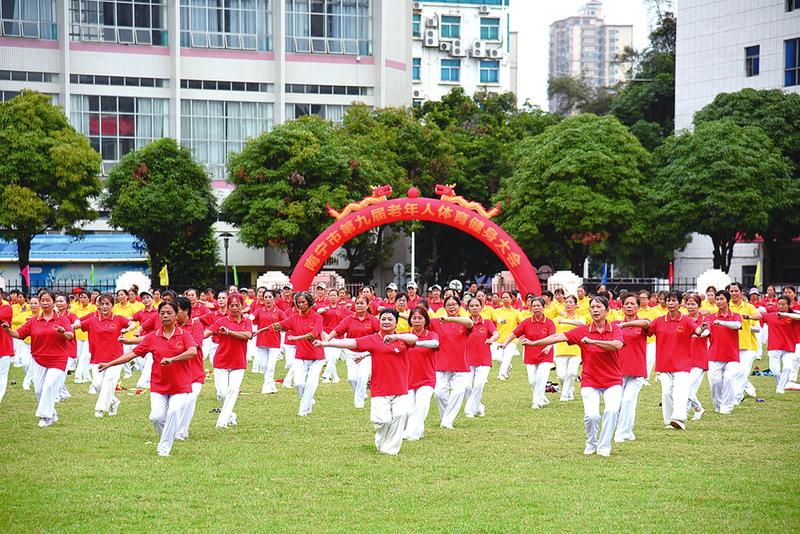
[224,238,230,287]
[411,231,416,284]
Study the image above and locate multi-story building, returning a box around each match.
[0,0,411,287]
[548,0,632,112]
[411,0,510,105]
[673,0,800,284]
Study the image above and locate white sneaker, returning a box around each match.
[108,397,120,416]
[94,411,104,418]
[692,408,705,421]
[583,446,596,455]
[38,418,49,428]
[88,385,97,395]
[596,449,611,457]
[614,436,626,443]
[670,419,686,430]
[465,413,475,418]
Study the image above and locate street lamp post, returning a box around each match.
[220,232,233,287]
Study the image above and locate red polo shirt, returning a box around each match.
[513,315,556,365]
[320,304,347,332]
[191,302,209,319]
[430,318,470,372]
[252,306,286,348]
[707,311,741,362]
[333,313,380,338]
[615,318,648,378]
[407,295,420,309]
[80,313,131,363]
[564,322,623,389]
[17,312,73,370]
[407,329,438,390]
[355,333,409,397]
[0,304,13,356]
[207,315,252,370]
[466,317,497,366]
[648,312,698,373]
[278,310,324,360]
[184,318,206,383]
[133,327,197,395]
[762,312,797,351]
[133,308,158,334]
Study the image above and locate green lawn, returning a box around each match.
[0,361,797,533]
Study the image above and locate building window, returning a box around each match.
[1,91,59,105]
[180,0,271,52]
[181,100,274,180]
[440,15,459,39]
[412,58,421,81]
[479,59,499,83]
[1,0,57,39]
[70,95,169,173]
[69,0,167,45]
[787,38,800,86]
[183,79,274,92]
[412,13,420,38]
[285,83,371,95]
[1,70,58,83]
[788,0,799,12]
[286,0,372,56]
[745,45,760,77]
[441,59,460,82]
[480,17,499,40]
[71,73,168,87]
[285,103,350,124]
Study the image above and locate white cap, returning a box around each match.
[282,282,293,290]
[316,282,327,289]
[407,281,418,289]
[386,283,398,291]
[448,280,463,291]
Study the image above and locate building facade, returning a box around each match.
[673,0,800,284]
[411,0,510,105]
[548,0,632,112]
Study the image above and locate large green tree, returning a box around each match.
[498,114,651,273]
[0,90,102,293]
[653,120,796,273]
[103,138,219,288]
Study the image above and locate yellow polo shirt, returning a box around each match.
[556,313,583,356]
[494,306,523,343]
[729,300,758,351]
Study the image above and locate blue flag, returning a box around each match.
[601,262,608,286]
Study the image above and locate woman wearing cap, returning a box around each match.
[404,307,440,440]
[523,296,624,457]
[495,291,523,380]
[427,285,444,313]
[407,282,420,309]
[464,297,498,417]
[271,292,324,417]
[430,295,474,429]
[379,284,398,310]
[252,290,286,394]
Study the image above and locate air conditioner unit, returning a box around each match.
[451,40,465,56]
[424,29,438,47]
[488,48,502,59]
[479,5,491,14]
[439,42,452,52]
[471,44,485,58]
[413,2,422,11]
[426,16,438,28]
[413,89,426,99]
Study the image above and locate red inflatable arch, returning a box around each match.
[290,185,541,296]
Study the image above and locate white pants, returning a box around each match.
[645,343,656,379]
[735,349,757,401]
[404,385,434,440]
[136,353,153,389]
[555,356,581,401]
[294,359,325,416]
[792,344,800,382]
[205,340,219,367]
[12,338,23,367]
[176,382,203,440]
[247,337,258,369]
[708,360,739,414]
[345,351,371,408]
[581,385,622,455]
[95,365,122,414]
[490,342,502,362]
[615,376,645,441]
[464,365,490,416]
[659,371,690,425]
[0,356,10,404]
[149,392,189,456]
[30,360,65,422]
[74,340,92,383]
[257,346,282,393]
[497,343,518,379]
[19,342,33,389]
[526,362,553,408]
[214,368,244,427]
[282,345,297,388]
[687,367,705,411]
[769,350,798,394]
[89,363,104,394]
[322,347,340,381]
[371,393,411,455]
[434,370,470,428]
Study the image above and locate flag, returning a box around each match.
[159,264,169,287]
[20,265,30,287]
[88,264,96,285]
[601,262,608,286]
[754,261,762,289]
[668,262,674,287]
[233,265,239,286]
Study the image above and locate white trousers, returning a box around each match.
[12,338,23,367]
[345,351,371,408]
[214,368,244,427]
[294,359,325,416]
[555,356,581,401]
[89,363,104,394]
[434,370,470,428]
[30,360,65,422]
[257,346,282,393]
[282,345,297,388]
[0,356,10,404]
[322,347,341,381]
[95,365,122,414]
[645,343,656,379]
[176,382,203,440]
[205,340,219,367]
[404,385,434,440]
[247,337,258,368]
[497,343,519,379]
[792,344,800,382]
[708,360,739,414]
[734,349,757,401]
[581,385,622,455]
[149,392,189,456]
[19,342,32,389]
[464,365,490,416]
[526,362,553,408]
[659,371,690,425]
[687,367,705,411]
[74,340,92,383]
[769,350,798,394]
[615,376,645,441]
[371,394,411,455]
[136,353,153,389]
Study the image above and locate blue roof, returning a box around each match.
[0,234,147,261]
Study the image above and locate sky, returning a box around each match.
[509,0,653,110]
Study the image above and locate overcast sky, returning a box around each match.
[509,0,653,110]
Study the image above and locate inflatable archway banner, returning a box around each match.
[290,186,541,296]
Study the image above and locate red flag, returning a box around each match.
[668,262,674,287]
[20,265,30,287]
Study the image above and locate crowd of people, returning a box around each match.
[0,279,797,457]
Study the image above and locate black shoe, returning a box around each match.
[210,408,221,414]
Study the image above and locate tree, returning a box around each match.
[103,138,219,288]
[0,90,102,293]
[652,121,796,273]
[497,114,651,273]
[547,76,613,117]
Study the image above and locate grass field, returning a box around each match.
[0,360,798,533]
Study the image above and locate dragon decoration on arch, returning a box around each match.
[326,184,501,220]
